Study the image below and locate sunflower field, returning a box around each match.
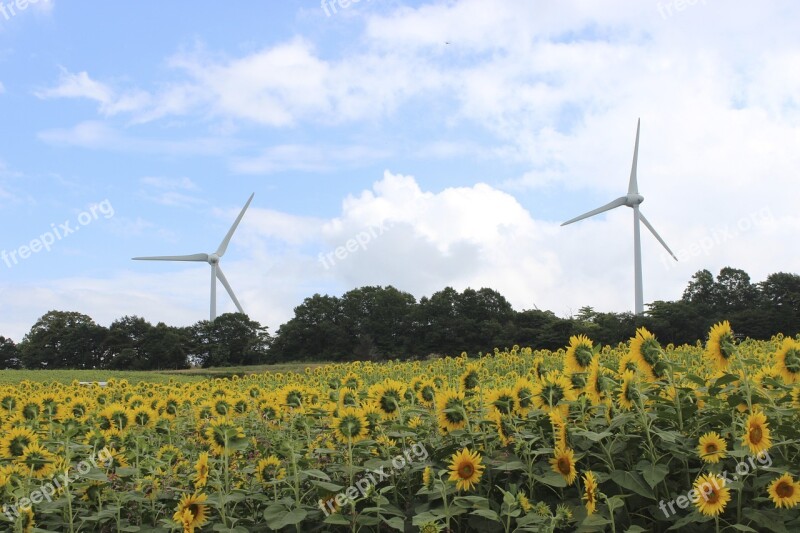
[1,322,799,532]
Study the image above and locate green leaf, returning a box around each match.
[625,526,648,533]
[610,470,655,500]
[639,462,669,489]
[471,509,501,522]
[311,479,345,492]
[383,516,406,531]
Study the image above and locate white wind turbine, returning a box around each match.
[561,120,677,315]
[133,193,254,321]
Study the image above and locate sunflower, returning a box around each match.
[460,364,481,392]
[130,406,158,429]
[697,432,727,463]
[692,474,731,516]
[531,372,576,415]
[630,327,667,382]
[0,426,38,459]
[436,389,468,433]
[331,407,369,443]
[487,387,516,416]
[337,387,360,410]
[586,359,612,406]
[256,455,286,484]
[422,466,435,490]
[193,452,209,488]
[447,447,485,491]
[173,492,209,531]
[775,337,800,384]
[793,386,800,410]
[490,411,515,446]
[20,507,35,533]
[513,377,536,416]
[617,352,638,375]
[705,321,736,371]
[205,418,246,456]
[565,335,595,373]
[549,410,567,448]
[98,403,131,432]
[741,410,771,455]
[416,380,437,408]
[18,442,55,480]
[368,380,406,420]
[582,471,599,515]
[767,473,800,509]
[157,444,183,469]
[550,445,577,486]
[616,370,641,411]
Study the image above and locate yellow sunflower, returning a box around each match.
[630,327,666,382]
[616,370,641,411]
[517,492,533,513]
[422,466,435,490]
[697,432,728,464]
[436,389,468,433]
[775,337,800,384]
[331,407,369,443]
[447,447,485,491]
[256,456,286,484]
[416,380,437,408]
[0,426,38,459]
[487,387,516,416]
[18,442,55,480]
[692,473,730,516]
[586,359,612,406]
[582,471,599,515]
[204,418,246,456]
[460,364,481,392]
[550,445,577,486]
[565,335,595,373]
[512,377,536,417]
[767,473,800,509]
[368,380,406,420]
[531,371,576,415]
[173,492,209,531]
[705,321,736,372]
[193,452,210,488]
[741,410,771,455]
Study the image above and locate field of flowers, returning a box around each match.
[1,322,799,532]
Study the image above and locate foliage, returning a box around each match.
[1,327,799,531]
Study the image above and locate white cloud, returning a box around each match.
[231,144,390,174]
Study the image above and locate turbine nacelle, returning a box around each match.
[208,253,220,265]
[625,194,644,207]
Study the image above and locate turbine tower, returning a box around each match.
[133,193,254,321]
[561,120,677,315]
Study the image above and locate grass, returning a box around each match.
[0,362,331,385]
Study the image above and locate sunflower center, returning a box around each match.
[706,490,719,504]
[785,349,800,373]
[706,443,718,453]
[575,346,593,367]
[776,481,794,498]
[557,458,571,476]
[749,426,763,444]
[458,463,474,478]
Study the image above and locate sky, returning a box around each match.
[1,0,799,342]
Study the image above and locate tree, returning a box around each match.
[713,267,758,313]
[682,269,715,309]
[19,311,107,369]
[0,336,21,369]
[269,294,348,361]
[190,313,271,368]
[105,316,154,370]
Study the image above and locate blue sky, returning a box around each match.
[1,1,799,341]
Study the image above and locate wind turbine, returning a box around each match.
[133,193,254,321]
[561,120,677,315]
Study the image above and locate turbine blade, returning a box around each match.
[132,253,209,262]
[561,196,628,226]
[639,211,678,261]
[628,118,640,195]
[216,266,244,314]
[216,193,255,257]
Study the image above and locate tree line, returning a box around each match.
[1,267,798,370]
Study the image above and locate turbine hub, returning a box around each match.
[208,253,220,264]
[626,194,644,206]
